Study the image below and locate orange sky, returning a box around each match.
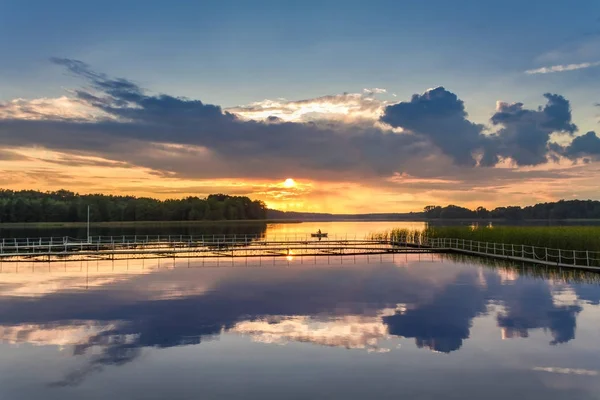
[1,60,599,213]
[1,145,598,213]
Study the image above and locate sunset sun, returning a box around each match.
[283,178,296,188]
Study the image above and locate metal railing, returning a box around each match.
[425,237,600,269]
[0,234,415,261]
[0,233,366,248]
[1,234,600,270]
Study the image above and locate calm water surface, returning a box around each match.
[0,220,425,239]
[3,219,599,240]
[1,222,600,399]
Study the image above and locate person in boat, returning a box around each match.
[317,229,321,235]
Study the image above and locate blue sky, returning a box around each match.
[2,1,599,114]
[1,0,600,211]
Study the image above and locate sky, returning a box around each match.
[1,0,600,213]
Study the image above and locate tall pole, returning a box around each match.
[87,205,90,243]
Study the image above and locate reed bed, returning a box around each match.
[370,228,427,245]
[372,226,600,252]
[371,226,600,269]
[423,226,600,252]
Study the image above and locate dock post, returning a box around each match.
[87,205,90,243]
[586,251,590,267]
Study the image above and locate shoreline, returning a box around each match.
[2,217,600,229]
[0,219,303,229]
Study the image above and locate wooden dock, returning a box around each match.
[1,235,599,272]
[0,235,434,262]
[426,237,600,271]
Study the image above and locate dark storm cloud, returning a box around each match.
[560,131,600,160]
[52,57,232,126]
[380,87,485,166]
[0,59,427,180]
[52,58,146,106]
[0,59,596,180]
[483,94,578,166]
[381,88,582,167]
[540,94,578,133]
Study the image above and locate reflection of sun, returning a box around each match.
[283,178,296,188]
[286,249,294,262]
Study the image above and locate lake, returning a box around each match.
[1,221,600,399]
[0,220,426,240]
[2,219,600,240]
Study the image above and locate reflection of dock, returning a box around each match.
[1,235,599,271]
[0,235,434,262]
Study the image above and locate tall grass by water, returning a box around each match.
[378,226,600,252]
[425,226,600,252]
[370,228,426,245]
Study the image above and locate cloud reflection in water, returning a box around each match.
[0,255,598,386]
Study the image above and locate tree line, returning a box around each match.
[424,200,600,220]
[0,190,268,223]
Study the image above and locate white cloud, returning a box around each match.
[227,92,388,123]
[0,96,108,121]
[0,322,123,346]
[525,61,600,74]
[363,87,387,95]
[231,311,399,352]
[533,367,599,376]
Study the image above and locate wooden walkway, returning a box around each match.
[0,235,434,262]
[1,235,599,271]
[426,237,600,271]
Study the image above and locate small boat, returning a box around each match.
[311,232,328,238]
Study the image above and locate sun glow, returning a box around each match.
[283,178,296,188]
